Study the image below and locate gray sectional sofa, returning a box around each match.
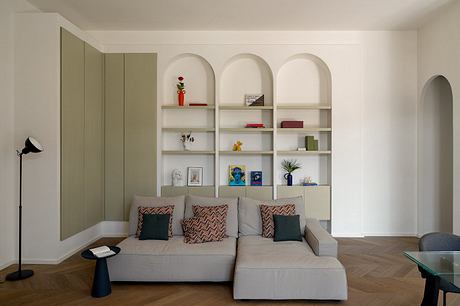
[107,194,348,301]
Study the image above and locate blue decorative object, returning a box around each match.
[284,173,293,186]
[250,171,263,186]
[229,165,246,186]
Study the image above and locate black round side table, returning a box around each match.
[81,246,120,298]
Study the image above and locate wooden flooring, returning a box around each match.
[1,237,460,306]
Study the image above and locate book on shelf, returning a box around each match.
[189,103,208,106]
[280,121,303,128]
[90,246,115,258]
[245,123,265,128]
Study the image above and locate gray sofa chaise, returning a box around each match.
[107,194,348,301]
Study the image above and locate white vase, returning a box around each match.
[183,142,192,151]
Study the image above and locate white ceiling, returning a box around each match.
[27,0,453,31]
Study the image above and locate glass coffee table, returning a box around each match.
[405,251,460,306]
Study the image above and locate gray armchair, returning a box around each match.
[419,232,460,306]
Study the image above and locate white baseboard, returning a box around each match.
[363,232,418,237]
[0,259,15,271]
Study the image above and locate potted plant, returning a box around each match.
[177,76,186,106]
[281,159,302,186]
[180,132,195,151]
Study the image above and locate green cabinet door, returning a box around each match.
[124,53,157,220]
[61,29,85,240]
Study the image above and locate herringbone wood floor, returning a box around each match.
[1,237,459,306]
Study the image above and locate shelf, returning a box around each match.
[219,105,274,110]
[277,104,331,110]
[162,150,215,155]
[277,128,332,133]
[277,150,331,155]
[220,128,273,133]
[162,105,215,110]
[162,128,215,132]
[219,150,274,155]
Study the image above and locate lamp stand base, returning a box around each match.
[6,269,34,281]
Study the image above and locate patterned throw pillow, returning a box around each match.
[260,204,296,238]
[182,209,228,244]
[192,205,228,238]
[136,205,174,238]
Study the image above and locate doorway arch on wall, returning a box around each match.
[418,75,453,236]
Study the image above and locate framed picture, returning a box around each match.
[229,165,246,186]
[187,167,203,186]
[250,171,263,186]
[245,94,264,106]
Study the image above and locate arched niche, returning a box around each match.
[419,75,453,235]
[163,54,215,105]
[220,54,273,105]
[277,54,331,105]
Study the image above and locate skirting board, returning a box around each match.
[12,221,128,266]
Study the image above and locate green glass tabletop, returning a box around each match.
[404,251,460,288]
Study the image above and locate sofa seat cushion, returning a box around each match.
[233,236,348,300]
[107,236,236,282]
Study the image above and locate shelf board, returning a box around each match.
[220,128,273,133]
[277,104,332,110]
[219,150,274,155]
[162,127,215,132]
[219,105,274,110]
[277,127,332,133]
[162,150,215,155]
[162,105,215,110]
[277,150,331,155]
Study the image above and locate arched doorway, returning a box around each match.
[418,75,453,235]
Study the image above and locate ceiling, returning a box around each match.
[27,0,453,31]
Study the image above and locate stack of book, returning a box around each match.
[245,123,265,128]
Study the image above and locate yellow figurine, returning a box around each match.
[233,141,243,151]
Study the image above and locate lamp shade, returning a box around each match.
[21,137,43,155]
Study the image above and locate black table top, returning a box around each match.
[81,246,120,260]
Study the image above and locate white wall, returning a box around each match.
[0,0,39,270]
[91,30,418,237]
[418,0,460,235]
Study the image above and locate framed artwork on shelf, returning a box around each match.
[187,167,203,186]
[250,171,263,186]
[245,94,264,106]
[229,165,246,186]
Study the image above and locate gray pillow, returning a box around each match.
[238,196,305,236]
[129,195,185,236]
[185,195,238,238]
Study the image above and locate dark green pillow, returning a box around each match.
[273,214,302,242]
[139,213,170,240]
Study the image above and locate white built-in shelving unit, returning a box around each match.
[159,52,332,220]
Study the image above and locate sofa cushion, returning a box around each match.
[139,214,170,241]
[260,204,295,238]
[233,236,348,300]
[107,236,236,282]
[182,214,226,244]
[273,214,302,242]
[136,205,174,237]
[185,195,238,237]
[238,196,305,236]
[129,195,185,236]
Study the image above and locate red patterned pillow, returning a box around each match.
[182,214,226,244]
[192,205,228,238]
[136,205,174,238]
[260,204,296,238]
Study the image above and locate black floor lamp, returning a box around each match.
[6,137,43,281]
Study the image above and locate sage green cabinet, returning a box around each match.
[218,186,273,200]
[60,29,85,240]
[60,29,104,240]
[161,186,215,197]
[104,53,157,221]
[277,185,331,220]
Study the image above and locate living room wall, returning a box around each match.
[91,30,418,237]
[418,0,460,236]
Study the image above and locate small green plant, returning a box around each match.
[281,159,302,174]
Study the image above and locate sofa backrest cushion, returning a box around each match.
[185,195,238,238]
[238,196,305,236]
[129,195,185,236]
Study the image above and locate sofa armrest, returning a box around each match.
[305,218,338,257]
